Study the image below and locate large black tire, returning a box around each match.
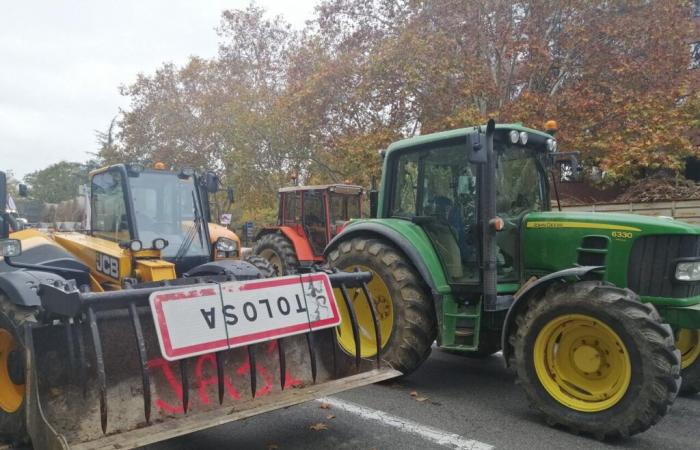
[253,233,300,275]
[244,255,277,279]
[678,329,700,396]
[327,237,436,375]
[0,297,34,445]
[512,281,680,439]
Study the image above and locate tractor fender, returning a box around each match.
[325,222,441,300]
[0,269,70,307]
[501,265,602,367]
[184,259,262,281]
[257,226,317,262]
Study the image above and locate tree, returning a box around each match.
[23,161,99,204]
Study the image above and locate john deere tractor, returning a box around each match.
[327,120,697,438]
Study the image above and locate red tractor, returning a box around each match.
[253,184,364,274]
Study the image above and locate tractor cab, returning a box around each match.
[254,184,364,274]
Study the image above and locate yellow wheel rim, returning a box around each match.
[335,265,394,358]
[0,329,24,413]
[534,314,631,413]
[676,329,700,370]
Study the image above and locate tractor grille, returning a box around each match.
[627,234,700,297]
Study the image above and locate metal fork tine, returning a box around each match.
[215,351,225,405]
[180,358,189,413]
[64,319,76,378]
[87,307,108,434]
[128,302,151,423]
[248,345,257,398]
[305,332,317,383]
[338,283,362,372]
[329,328,339,378]
[359,279,382,370]
[75,320,87,398]
[277,339,286,389]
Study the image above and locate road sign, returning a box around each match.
[220,213,232,225]
[149,273,341,361]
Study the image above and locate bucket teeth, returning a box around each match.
[305,332,317,383]
[359,280,382,370]
[338,283,361,372]
[248,345,257,398]
[87,307,108,434]
[128,302,151,423]
[215,351,225,405]
[278,338,286,390]
[180,358,189,414]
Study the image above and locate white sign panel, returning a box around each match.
[150,273,340,361]
[220,213,232,225]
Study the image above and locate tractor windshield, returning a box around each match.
[388,138,547,285]
[128,172,209,259]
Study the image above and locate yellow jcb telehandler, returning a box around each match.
[0,166,399,449]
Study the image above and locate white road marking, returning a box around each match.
[317,397,493,450]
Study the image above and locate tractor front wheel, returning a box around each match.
[0,298,33,445]
[253,233,299,275]
[512,281,680,439]
[327,237,436,375]
[677,328,700,395]
[244,255,277,279]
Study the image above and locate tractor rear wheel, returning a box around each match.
[512,281,680,439]
[244,255,277,279]
[0,297,34,445]
[677,328,700,395]
[327,237,436,375]
[253,233,300,275]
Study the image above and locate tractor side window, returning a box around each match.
[391,156,419,217]
[303,190,327,255]
[329,194,346,225]
[282,192,299,226]
[347,195,361,219]
[91,170,129,242]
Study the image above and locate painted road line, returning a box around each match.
[317,397,493,450]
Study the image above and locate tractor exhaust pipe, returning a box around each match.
[481,119,498,309]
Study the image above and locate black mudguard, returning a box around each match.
[501,266,602,366]
[0,269,70,307]
[185,259,262,281]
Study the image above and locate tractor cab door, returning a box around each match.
[302,190,329,256]
[390,143,481,286]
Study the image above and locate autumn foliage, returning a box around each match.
[99,0,698,223]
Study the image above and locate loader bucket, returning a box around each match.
[23,271,400,450]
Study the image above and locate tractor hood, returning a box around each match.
[525,211,700,236]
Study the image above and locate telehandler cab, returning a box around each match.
[327,120,696,438]
[0,168,399,449]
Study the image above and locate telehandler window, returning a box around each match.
[91,170,130,242]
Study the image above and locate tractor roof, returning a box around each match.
[278,184,364,195]
[386,123,553,154]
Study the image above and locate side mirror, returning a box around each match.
[550,152,583,183]
[0,239,21,257]
[226,187,235,204]
[205,172,220,193]
[466,131,486,164]
[18,184,28,197]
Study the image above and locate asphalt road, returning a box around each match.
[144,348,699,450]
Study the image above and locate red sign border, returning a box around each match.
[150,273,340,360]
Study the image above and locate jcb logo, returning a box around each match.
[612,231,633,239]
[96,252,119,278]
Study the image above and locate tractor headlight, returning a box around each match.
[215,237,238,258]
[546,138,558,152]
[0,239,21,257]
[129,239,143,252]
[519,131,528,145]
[152,238,168,250]
[675,261,700,281]
[509,130,520,144]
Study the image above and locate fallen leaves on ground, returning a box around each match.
[309,422,329,431]
[326,414,336,420]
[266,444,279,450]
[319,402,331,409]
[410,390,429,402]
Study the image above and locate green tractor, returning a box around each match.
[327,120,698,438]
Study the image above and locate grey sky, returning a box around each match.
[0,1,316,180]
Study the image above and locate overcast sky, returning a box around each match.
[0,1,317,180]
